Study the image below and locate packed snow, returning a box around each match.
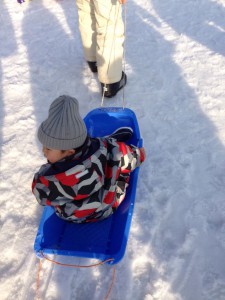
[1,0,225,299]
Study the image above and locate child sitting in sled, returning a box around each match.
[32,95,145,223]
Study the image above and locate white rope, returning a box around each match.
[101,84,107,107]
[122,3,127,109]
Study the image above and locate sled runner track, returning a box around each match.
[19,254,55,300]
[19,255,38,300]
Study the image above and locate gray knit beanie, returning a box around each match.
[38,95,87,150]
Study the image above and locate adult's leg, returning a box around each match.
[76,0,97,62]
[93,0,125,84]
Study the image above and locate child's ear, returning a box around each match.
[68,149,75,155]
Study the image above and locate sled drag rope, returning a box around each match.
[122,3,127,109]
[36,253,116,300]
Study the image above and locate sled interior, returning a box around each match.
[34,107,143,264]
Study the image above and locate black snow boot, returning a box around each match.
[101,72,127,98]
[87,61,98,73]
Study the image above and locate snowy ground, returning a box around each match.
[1,0,225,299]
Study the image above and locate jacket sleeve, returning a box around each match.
[117,142,145,173]
[32,174,63,207]
[32,165,104,207]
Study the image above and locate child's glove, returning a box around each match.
[139,147,146,163]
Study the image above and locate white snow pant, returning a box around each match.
[75,0,125,84]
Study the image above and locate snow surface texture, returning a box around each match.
[1,0,225,299]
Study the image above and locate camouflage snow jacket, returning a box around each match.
[32,136,145,223]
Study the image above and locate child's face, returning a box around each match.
[42,146,75,163]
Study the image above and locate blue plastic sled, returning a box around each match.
[34,107,143,264]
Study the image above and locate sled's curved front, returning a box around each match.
[34,107,143,264]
